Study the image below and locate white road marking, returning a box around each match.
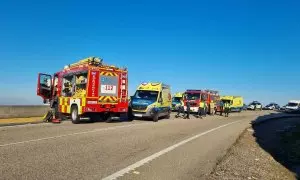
[0,123,150,147]
[102,120,242,180]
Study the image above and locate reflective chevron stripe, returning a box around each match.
[99,96,118,103]
[100,71,118,76]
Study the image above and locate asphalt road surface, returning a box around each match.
[0,111,271,180]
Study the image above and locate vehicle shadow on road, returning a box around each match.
[251,112,300,179]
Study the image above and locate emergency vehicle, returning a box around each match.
[220,96,244,112]
[37,57,128,124]
[184,89,219,114]
[130,82,172,122]
[171,92,184,111]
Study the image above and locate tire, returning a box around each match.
[71,105,80,124]
[153,113,159,122]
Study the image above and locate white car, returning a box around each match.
[263,103,280,110]
[247,101,263,110]
[285,100,300,112]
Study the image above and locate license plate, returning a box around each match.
[134,114,143,117]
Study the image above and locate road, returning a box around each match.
[0,111,271,180]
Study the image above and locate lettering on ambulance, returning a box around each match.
[87,71,99,97]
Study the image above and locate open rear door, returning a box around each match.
[37,73,52,102]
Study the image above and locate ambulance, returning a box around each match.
[171,92,184,111]
[130,82,172,122]
[220,96,244,112]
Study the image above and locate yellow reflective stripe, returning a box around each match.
[66,106,71,113]
[59,98,63,105]
[82,98,86,106]
[62,105,65,113]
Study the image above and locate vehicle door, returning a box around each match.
[37,73,52,103]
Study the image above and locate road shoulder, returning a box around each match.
[0,117,43,127]
[207,126,296,180]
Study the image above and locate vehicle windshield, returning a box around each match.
[186,93,200,100]
[266,104,273,107]
[222,100,231,104]
[133,90,159,101]
[172,97,181,103]
[287,103,298,107]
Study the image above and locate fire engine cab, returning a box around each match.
[37,57,128,124]
[184,89,220,114]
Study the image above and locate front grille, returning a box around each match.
[132,105,148,111]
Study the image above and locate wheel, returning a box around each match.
[153,113,159,122]
[71,106,80,124]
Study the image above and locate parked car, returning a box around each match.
[285,100,300,113]
[263,103,280,110]
[279,105,287,111]
[247,101,263,110]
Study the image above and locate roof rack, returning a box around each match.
[204,89,219,95]
[64,57,127,71]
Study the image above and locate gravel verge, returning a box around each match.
[206,127,296,180]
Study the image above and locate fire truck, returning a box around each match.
[183,89,220,114]
[37,57,128,124]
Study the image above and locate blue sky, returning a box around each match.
[0,0,299,105]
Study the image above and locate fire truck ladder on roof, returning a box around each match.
[204,89,219,95]
[67,57,103,68]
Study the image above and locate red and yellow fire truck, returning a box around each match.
[37,57,128,124]
[183,89,220,114]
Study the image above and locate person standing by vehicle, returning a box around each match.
[203,100,207,117]
[198,100,205,119]
[219,100,224,116]
[184,99,191,119]
[224,102,230,117]
[175,99,185,118]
